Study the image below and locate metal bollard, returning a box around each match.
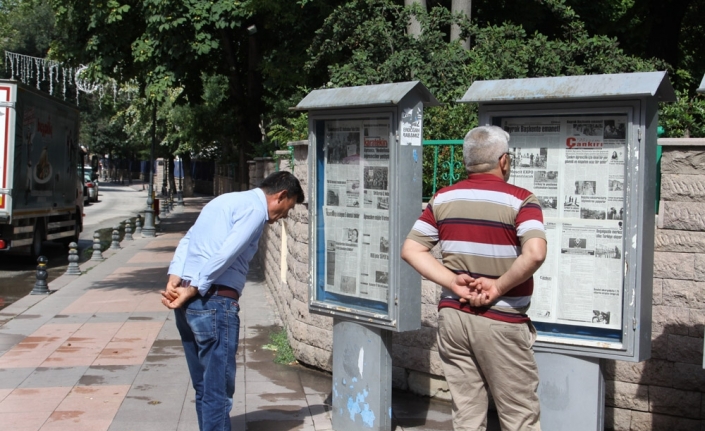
[91,232,104,261]
[124,219,134,241]
[135,215,142,235]
[31,256,50,295]
[110,225,121,250]
[65,242,82,275]
[163,197,170,216]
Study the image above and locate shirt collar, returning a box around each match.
[255,188,269,222]
[468,172,505,182]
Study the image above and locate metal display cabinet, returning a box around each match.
[296,82,440,431]
[459,72,676,362]
[296,81,440,332]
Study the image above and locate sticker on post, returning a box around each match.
[400,103,423,146]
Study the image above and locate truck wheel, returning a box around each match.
[31,224,44,259]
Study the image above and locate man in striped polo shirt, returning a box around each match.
[402,125,547,431]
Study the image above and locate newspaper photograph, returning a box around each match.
[503,115,627,330]
[322,118,391,304]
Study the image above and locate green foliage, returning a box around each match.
[660,91,705,138]
[266,113,309,147]
[265,327,296,365]
[309,0,663,142]
[0,0,56,56]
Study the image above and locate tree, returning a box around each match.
[51,0,348,188]
[0,0,57,57]
[451,0,471,49]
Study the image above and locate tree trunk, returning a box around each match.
[451,0,471,50]
[181,153,194,198]
[405,0,427,38]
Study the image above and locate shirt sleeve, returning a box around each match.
[168,228,191,277]
[194,207,265,295]
[515,194,546,245]
[405,199,439,250]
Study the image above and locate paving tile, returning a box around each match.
[40,415,113,431]
[0,388,12,402]
[306,393,333,430]
[128,251,173,264]
[47,314,93,325]
[0,387,72,413]
[245,380,300,395]
[0,410,52,431]
[51,385,130,426]
[176,419,200,431]
[245,393,309,411]
[78,364,142,386]
[0,367,34,389]
[108,419,181,431]
[19,366,90,389]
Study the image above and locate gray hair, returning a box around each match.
[463,126,510,173]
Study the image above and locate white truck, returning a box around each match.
[0,80,83,257]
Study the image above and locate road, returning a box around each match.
[0,180,149,311]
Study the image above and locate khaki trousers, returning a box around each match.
[437,308,541,431]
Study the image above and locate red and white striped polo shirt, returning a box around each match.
[407,173,546,321]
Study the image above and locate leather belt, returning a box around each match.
[206,284,240,301]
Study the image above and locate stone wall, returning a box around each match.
[602,138,705,431]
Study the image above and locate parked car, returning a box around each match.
[84,174,99,203]
[84,165,97,180]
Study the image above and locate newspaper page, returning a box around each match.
[503,115,626,330]
[322,118,391,304]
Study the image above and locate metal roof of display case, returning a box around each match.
[295,80,440,110]
[459,71,676,103]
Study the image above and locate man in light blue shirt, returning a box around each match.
[161,171,304,431]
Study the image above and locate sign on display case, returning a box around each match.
[461,72,676,361]
[296,81,440,332]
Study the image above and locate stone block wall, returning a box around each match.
[602,138,705,431]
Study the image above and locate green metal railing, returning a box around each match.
[422,140,465,201]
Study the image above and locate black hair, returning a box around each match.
[260,171,305,203]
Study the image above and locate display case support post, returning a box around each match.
[536,352,605,431]
[332,319,392,431]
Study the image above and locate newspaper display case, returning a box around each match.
[296,81,440,332]
[460,72,676,361]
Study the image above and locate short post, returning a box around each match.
[177,174,184,206]
[124,219,134,241]
[65,242,82,275]
[31,256,50,295]
[91,232,104,261]
[110,225,121,250]
[163,195,170,216]
[135,215,143,235]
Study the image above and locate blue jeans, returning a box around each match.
[175,295,240,431]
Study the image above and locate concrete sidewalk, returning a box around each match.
[0,195,458,431]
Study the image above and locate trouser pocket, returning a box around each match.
[186,309,217,344]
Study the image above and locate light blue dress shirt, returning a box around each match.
[168,188,269,296]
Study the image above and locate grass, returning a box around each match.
[263,327,296,365]
[81,217,139,259]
